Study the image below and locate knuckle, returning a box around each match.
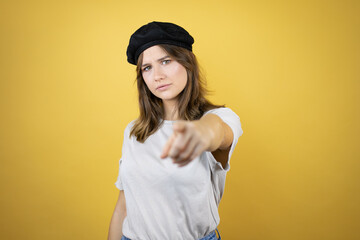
[169,149,178,157]
[174,144,182,152]
[179,152,190,160]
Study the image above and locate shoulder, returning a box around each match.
[204,107,243,138]
[123,119,136,138]
[125,119,136,130]
[204,107,240,119]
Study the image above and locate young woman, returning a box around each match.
[108,21,243,240]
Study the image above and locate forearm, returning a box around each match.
[198,113,232,151]
[108,210,126,240]
[108,191,127,240]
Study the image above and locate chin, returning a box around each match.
[157,94,177,100]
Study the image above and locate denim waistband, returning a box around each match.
[199,228,221,240]
[121,228,221,240]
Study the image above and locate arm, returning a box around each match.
[108,190,127,240]
[160,113,234,167]
[199,113,234,151]
[201,113,234,168]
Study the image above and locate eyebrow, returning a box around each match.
[141,55,170,67]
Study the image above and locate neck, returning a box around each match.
[163,99,179,121]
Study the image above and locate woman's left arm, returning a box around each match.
[160,113,233,167]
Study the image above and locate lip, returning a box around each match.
[156,84,171,90]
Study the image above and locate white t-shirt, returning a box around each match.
[115,107,243,240]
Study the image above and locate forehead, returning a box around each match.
[142,45,168,63]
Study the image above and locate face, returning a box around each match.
[141,45,188,104]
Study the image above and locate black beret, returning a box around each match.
[126,21,194,65]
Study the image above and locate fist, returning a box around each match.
[160,120,211,167]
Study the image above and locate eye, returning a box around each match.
[161,59,171,65]
[142,66,151,72]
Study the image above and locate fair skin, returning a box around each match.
[108,45,233,239]
[141,45,188,120]
[108,190,126,240]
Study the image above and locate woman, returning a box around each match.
[108,21,243,240]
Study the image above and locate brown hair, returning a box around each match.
[129,44,224,142]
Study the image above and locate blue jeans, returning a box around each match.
[121,229,221,240]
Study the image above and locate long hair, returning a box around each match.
[130,44,224,142]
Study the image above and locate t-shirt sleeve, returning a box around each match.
[203,107,243,171]
[114,121,133,190]
[115,158,124,190]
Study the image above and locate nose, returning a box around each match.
[153,65,165,81]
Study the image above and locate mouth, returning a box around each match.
[156,84,171,90]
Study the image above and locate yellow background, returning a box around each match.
[1,0,359,239]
